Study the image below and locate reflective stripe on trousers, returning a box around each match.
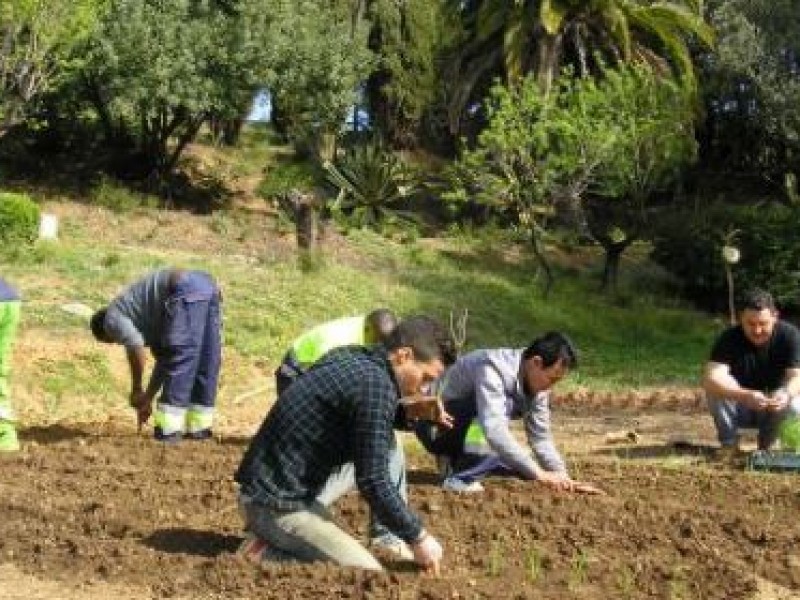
[155,403,187,436]
[186,404,214,433]
[464,419,492,455]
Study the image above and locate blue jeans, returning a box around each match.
[708,394,800,449]
[238,496,382,569]
[238,434,407,568]
[158,271,222,410]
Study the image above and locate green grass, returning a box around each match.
[1,205,718,400]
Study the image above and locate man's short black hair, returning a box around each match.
[90,308,109,341]
[737,288,776,313]
[365,308,398,344]
[385,315,457,366]
[522,331,578,369]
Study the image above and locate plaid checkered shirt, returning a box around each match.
[235,345,423,542]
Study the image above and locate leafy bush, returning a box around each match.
[0,191,40,246]
[650,201,800,313]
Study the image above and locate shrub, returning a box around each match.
[650,201,800,313]
[324,140,418,228]
[0,191,40,246]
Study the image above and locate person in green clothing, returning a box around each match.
[275,308,398,395]
[0,277,22,452]
[269,308,411,558]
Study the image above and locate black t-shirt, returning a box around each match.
[710,320,800,392]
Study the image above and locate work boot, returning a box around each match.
[185,428,213,441]
[0,420,20,453]
[153,426,183,443]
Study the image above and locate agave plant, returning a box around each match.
[324,140,419,228]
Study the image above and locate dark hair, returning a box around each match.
[736,288,776,313]
[521,331,578,369]
[365,308,398,344]
[90,308,109,341]
[385,315,457,366]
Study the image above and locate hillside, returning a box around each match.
[0,161,720,430]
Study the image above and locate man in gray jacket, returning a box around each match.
[414,331,601,494]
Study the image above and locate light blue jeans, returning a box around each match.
[316,433,407,540]
[238,433,407,569]
[708,395,800,449]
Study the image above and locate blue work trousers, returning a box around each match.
[158,271,222,410]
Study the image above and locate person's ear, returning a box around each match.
[395,347,414,364]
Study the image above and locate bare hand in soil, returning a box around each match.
[569,481,606,495]
[129,391,153,432]
[536,472,604,494]
[412,532,443,575]
[425,561,441,576]
[136,402,152,432]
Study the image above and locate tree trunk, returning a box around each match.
[530,227,554,298]
[535,33,561,95]
[600,238,634,293]
[296,202,318,250]
[289,189,320,251]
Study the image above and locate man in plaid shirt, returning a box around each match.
[235,316,456,571]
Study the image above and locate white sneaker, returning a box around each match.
[442,476,484,493]
[370,535,414,560]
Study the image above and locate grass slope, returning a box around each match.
[0,131,723,423]
[1,201,720,424]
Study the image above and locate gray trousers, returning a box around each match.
[708,394,800,449]
[238,433,407,569]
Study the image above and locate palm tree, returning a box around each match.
[447,0,714,132]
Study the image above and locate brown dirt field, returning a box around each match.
[2,395,800,599]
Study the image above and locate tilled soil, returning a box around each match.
[1,403,799,599]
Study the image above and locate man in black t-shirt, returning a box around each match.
[703,288,800,451]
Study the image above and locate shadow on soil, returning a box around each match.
[19,425,92,445]
[143,528,242,557]
[406,469,440,486]
[593,441,716,460]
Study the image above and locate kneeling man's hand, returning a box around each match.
[412,530,443,575]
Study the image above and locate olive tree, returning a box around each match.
[447,65,696,294]
[0,0,100,135]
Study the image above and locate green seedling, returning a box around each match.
[525,546,544,582]
[486,540,505,577]
[568,548,589,590]
[616,565,636,599]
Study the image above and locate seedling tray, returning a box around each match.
[748,450,800,472]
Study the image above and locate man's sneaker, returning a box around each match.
[442,476,484,493]
[0,421,20,453]
[185,428,213,441]
[153,426,182,443]
[370,534,414,561]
